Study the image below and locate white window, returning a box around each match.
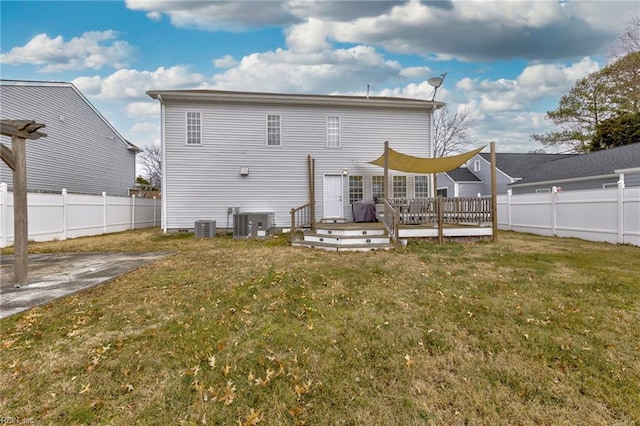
[414,175,429,197]
[602,182,618,189]
[393,176,407,198]
[186,111,201,145]
[349,176,363,204]
[372,176,385,201]
[326,116,340,147]
[535,188,551,193]
[473,160,481,172]
[267,114,281,146]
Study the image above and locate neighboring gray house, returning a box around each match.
[146,89,443,232]
[0,80,140,196]
[509,143,640,194]
[436,167,482,197]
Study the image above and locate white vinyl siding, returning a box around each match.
[326,116,340,148]
[0,83,137,196]
[160,99,432,230]
[267,114,281,146]
[186,111,202,145]
[415,175,429,197]
[393,176,407,197]
[349,175,363,204]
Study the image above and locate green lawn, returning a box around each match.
[1,229,639,425]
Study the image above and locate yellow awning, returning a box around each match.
[368,145,486,174]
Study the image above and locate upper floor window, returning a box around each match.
[473,160,481,172]
[415,175,429,197]
[393,176,407,198]
[326,116,340,148]
[186,111,201,145]
[349,176,364,204]
[267,114,281,146]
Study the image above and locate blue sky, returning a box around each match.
[1,0,638,156]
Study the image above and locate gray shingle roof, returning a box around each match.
[512,143,640,185]
[445,167,482,182]
[478,152,576,179]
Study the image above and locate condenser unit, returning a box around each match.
[194,220,216,238]
[233,213,273,239]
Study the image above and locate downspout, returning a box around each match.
[158,94,167,233]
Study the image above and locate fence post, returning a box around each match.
[507,189,512,231]
[551,186,558,236]
[62,188,68,241]
[153,196,157,227]
[131,194,136,230]
[0,183,7,248]
[617,177,625,244]
[102,192,108,234]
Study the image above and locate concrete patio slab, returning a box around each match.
[0,252,169,319]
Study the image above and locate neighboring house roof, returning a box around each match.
[511,143,640,187]
[147,89,445,111]
[478,152,576,179]
[1,79,141,153]
[444,167,482,182]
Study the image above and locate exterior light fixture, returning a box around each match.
[342,168,348,176]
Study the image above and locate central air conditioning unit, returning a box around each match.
[233,212,273,239]
[194,220,216,238]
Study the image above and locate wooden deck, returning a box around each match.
[317,221,493,241]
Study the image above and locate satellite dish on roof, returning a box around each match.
[427,72,447,101]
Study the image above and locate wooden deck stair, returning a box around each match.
[291,222,394,251]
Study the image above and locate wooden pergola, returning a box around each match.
[1,119,47,287]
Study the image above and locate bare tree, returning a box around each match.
[432,105,477,157]
[608,16,640,60]
[139,143,162,190]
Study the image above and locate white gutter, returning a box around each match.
[147,90,444,110]
[615,167,640,174]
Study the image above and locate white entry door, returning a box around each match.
[323,174,343,218]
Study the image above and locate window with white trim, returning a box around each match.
[393,176,407,197]
[326,116,340,147]
[186,111,201,145]
[414,175,429,197]
[535,188,551,193]
[473,160,481,172]
[372,176,384,201]
[267,114,281,146]
[349,176,363,204]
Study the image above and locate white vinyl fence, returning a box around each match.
[497,183,640,247]
[0,183,161,248]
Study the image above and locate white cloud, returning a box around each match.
[213,55,239,69]
[125,0,299,31]
[73,66,206,101]
[0,31,136,72]
[208,45,402,93]
[399,66,432,79]
[125,102,160,117]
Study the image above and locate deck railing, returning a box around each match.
[387,196,491,226]
[382,198,400,249]
[290,202,315,238]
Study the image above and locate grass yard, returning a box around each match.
[1,229,639,425]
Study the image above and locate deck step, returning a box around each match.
[319,217,348,224]
[291,240,393,252]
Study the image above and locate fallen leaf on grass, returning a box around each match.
[220,380,236,406]
[238,408,262,426]
[404,354,413,367]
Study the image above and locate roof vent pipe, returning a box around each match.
[366,84,370,99]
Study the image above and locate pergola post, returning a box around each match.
[0,119,47,287]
